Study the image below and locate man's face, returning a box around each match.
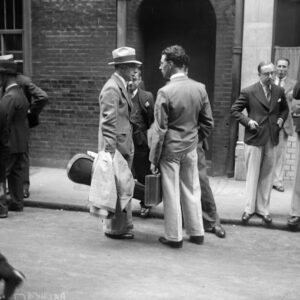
[276,59,289,79]
[259,63,275,86]
[128,71,141,93]
[119,64,139,82]
[159,54,172,79]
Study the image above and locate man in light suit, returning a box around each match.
[0,60,29,212]
[231,61,289,225]
[98,47,141,240]
[272,58,296,192]
[150,45,214,248]
[288,81,300,229]
[127,69,155,217]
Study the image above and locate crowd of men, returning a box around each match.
[1,47,300,298]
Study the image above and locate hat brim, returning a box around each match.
[108,60,142,65]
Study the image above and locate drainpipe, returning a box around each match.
[226,0,244,177]
[117,0,129,47]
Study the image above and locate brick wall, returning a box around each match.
[284,134,297,182]
[29,0,235,174]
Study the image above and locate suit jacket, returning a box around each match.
[280,77,296,136]
[292,81,300,132]
[231,82,289,146]
[0,102,9,182]
[149,74,214,165]
[131,88,154,148]
[0,85,29,153]
[98,73,134,158]
[17,74,49,128]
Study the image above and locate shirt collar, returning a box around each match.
[5,83,18,92]
[131,88,138,98]
[170,72,186,80]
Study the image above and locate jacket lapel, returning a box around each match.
[253,82,270,109]
[111,73,132,111]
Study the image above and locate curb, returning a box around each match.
[24,200,299,232]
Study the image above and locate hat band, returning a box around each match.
[113,55,137,64]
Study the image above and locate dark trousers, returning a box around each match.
[132,146,151,206]
[6,153,24,207]
[197,143,221,229]
[21,147,30,185]
[0,181,6,210]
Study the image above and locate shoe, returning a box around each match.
[140,206,151,218]
[158,237,183,248]
[212,225,226,238]
[0,206,8,218]
[273,185,284,192]
[241,212,252,224]
[258,214,272,224]
[288,216,300,227]
[4,269,26,299]
[189,235,204,245]
[23,185,30,199]
[8,203,23,212]
[104,232,134,240]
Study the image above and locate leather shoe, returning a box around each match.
[105,232,134,240]
[212,225,226,238]
[273,185,284,192]
[241,212,252,224]
[0,206,8,218]
[258,214,272,224]
[288,216,300,227]
[158,237,183,248]
[4,269,25,299]
[8,203,23,212]
[189,235,204,245]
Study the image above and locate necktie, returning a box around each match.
[278,78,282,87]
[266,86,271,101]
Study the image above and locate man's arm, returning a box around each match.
[198,88,214,141]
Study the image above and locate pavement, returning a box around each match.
[24,166,296,231]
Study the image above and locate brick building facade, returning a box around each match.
[28,0,236,175]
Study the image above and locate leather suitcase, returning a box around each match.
[144,173,162,207]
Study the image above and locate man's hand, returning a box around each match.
[248,120,259,130]
[150,163,159,174]
[277,118,284,128]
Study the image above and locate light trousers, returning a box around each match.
[159,148,204,242]
[244,139,276,215]
[273,130,288,188]
[291,133,300,217]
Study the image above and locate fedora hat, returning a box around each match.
[0,60,17,75]
[108,47,142,65]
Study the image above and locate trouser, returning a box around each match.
[132,145,151,207]
[197,142,220,229]
[21,146,30,186]
[6,153,24,208]
[273,130,288,188]
[103,152,134,235]
[290,132,300,217]
[0,181,6,210]
[244,139,276,215]
[159,148,204,242]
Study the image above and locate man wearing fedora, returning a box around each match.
[0,59,29,214]
[98,47,141,239]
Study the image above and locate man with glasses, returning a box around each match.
[231,61,289,225]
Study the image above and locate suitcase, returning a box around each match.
[66,153,145,201]
[144,173,162,207]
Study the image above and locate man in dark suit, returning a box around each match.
[128,69,154,217]
[0,54,49,199]
[0,60,29,212]
[97,47,141,240]
[231,61,289,225]
[288,81,300,228]
[272,58,296,192]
